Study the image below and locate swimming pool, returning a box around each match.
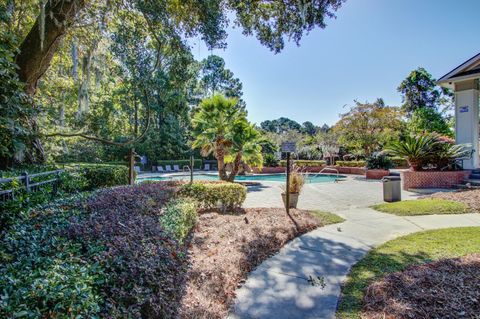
[137,173,345,183]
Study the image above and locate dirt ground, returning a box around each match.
[179,208,322,319]
[362,254,480,319]
[427,189,480,213]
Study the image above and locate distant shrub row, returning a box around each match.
[279,160,327,167]
[336,160,366,168]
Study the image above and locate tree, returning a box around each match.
[6,0,346,166]
[200,55,243,99]
[397,67,452,115]
[15,0,346,95]
[407,107,453,137]
[302,121,317,135]
[260,117,302,133]
[191,95,263,182]
[333,100,404,156]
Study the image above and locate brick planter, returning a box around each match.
[401,170,470,190]
[252,167,286,174]
[366,169,390,180]
[337,167,366,175]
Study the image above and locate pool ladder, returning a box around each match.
[312,167,340,179]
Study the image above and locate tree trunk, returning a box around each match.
[216,142,228,181]
[16,0,86,95]
[227,152,243,182]
[12,0,85,165]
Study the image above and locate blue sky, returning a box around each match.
[193,0,479,126]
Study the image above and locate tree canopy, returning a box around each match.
[1,0,346,167]
[397,67,452,115]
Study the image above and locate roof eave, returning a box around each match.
[437,52,480,84]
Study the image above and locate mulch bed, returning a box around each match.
[179,208,322,319]
[362,254,480,319]
[427,189,480,213]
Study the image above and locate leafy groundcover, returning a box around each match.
[0,181,186,318]
[1,181,331,318]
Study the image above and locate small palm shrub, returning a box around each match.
[366,153,393,170]
[385,135,438,171]
[263,153,279,167]
[385,134,470,171]
[178,182,247,210]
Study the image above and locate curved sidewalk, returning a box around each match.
[230,181,480,319]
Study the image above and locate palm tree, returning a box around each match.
[192,95,262,181]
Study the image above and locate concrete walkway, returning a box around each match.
[229,178,480,319]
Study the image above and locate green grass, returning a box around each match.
[372,198,469,216]
[336,227,480,319]
[310,210,345,225]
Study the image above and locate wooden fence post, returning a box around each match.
[23,171,30,193]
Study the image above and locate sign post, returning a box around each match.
[128,148,137,185]
[190,152,194,184]
[281,142,296,214]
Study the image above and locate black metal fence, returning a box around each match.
[0,170,63,202]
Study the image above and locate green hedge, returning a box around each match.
[65,164,129,190]
[155,160,203,169]
[279,160,326,167]
[336,160,366,167]
[159,198,198,243]
[178,182,247,210]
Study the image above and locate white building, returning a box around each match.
[438,53,480,169]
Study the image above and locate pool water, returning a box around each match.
[137,173,345,183]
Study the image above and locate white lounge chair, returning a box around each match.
[157,166,164,173]
[165,165,173,172]
[204,163,210,171]
[173,165,180,172]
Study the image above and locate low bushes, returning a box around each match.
[1,182,196,318]
[279,160,326,167]
[391,157,408,168]
[336,160,366,167]
[66,163,129,190]
[0,194,106,318]
[179,182,247,210]
[160,198,198,243]
[0,164,128,229]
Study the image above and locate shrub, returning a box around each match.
[160,198,198,243]
[279,160,326,167]
[0,194,106,318]
[65,163,129,190]
[70,182,187,317]
[263,153,279,167]
[87,181,179,214]
[391,157,408,168]
[0,182,189,318]
[366,153,393,170]
[179,182,247,210]
[336,160,366,167]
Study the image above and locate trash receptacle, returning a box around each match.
[382,175,401,202]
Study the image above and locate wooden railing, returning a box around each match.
[0,170,64,202]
